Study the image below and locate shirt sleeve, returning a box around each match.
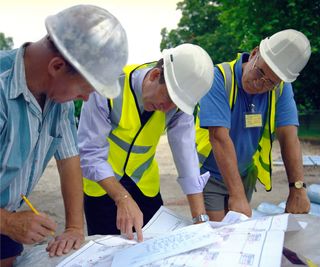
[0,88,5,135]
[167,111,205,194]
[275,82,299,128]
[77,92,115,182]
[199,67,231,129]
[54,102,79,160]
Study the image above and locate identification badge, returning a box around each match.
[244,112,262,128]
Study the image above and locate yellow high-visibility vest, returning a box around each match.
[195,55,283,191]
[84,63,178,197]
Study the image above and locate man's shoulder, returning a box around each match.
[0,50,18,100]
[0,49,17,72]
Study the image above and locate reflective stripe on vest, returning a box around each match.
[83,63,177,197]
[195,55,283,190]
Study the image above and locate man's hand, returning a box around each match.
[116,195,143,242]
[46,227,84,257]
[3,210,57,244]
[228,194,252,217]
[285,188,311,214]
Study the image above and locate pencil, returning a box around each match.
[21,194,55,236]
[21,194,40,215]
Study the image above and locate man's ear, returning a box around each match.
[249,46,259,61]
[148,68,160,81]
[48,57,66,77]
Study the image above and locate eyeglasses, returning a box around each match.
[251,54,279,89]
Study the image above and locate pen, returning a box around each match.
[21,194,40,215]
[21,194,55,236]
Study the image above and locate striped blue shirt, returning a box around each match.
[0,45,79,211]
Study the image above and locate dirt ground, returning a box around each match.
[21,136,320,236]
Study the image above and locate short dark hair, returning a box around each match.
[154,58,165,84]
[46,35,78,75]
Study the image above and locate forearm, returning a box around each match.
[98,176,131,204]
[186,193,206,218]
[277,126,310,213]
[57,156,84,231]
[209,127,245,197]
[277,126,304,183]
[0,208,10,234]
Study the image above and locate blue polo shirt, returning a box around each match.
[0,45,79,211]
[199,52,299,180]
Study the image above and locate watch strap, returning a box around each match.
[289,181,306,188]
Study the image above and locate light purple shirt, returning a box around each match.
[78,68,208,194]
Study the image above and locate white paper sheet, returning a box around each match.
[142,206,192,238]
[140,230,285,267]
[111,222,221,267]
[57,209,301,267]
[57,236,136,267]
[140,214,292,267]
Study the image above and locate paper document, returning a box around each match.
[111,222,220,267]
[56,208,302,267]
[142,206,192,238]
[57,236,136,267]
[140,214,295,267]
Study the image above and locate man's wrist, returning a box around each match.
[115,194,130,206]
[0,208,11,235]
[289,181,306,189]
[192,214,209,223]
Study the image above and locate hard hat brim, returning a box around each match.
[163,49,194,115]
[95,80,121,98]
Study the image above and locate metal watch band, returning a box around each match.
[192,214,209,223]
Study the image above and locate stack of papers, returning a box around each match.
[57,207,302,267]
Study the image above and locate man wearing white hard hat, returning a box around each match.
[78,43,214,241]
[0,5,128,266]
[196,29,311,221]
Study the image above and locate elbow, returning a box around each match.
[209,126,229,146]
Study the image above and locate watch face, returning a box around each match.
[295,181,303,189]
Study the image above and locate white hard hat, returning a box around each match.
[162,43,214,115]
[45,5,128,98]
[259,29,311,82]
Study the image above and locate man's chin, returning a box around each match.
[243,87,255,95]
[144,105,155,112]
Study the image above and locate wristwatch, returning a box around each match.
[289,181,306,189]
[192,214,209,223]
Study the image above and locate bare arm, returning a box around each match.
[98,177,143,242]
[186,193,206,219]
[46,156,85,257]
[209,126,252,217]
[276,125,310,213]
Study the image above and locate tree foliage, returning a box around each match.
[161,0,320,112]
[0,32,13,50]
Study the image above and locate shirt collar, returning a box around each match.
[235,52,250,92]
[9,43,32,102]
[131,67,152,113]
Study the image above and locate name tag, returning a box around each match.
[244,113,262,128]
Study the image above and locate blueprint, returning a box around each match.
[57,207,300,267]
